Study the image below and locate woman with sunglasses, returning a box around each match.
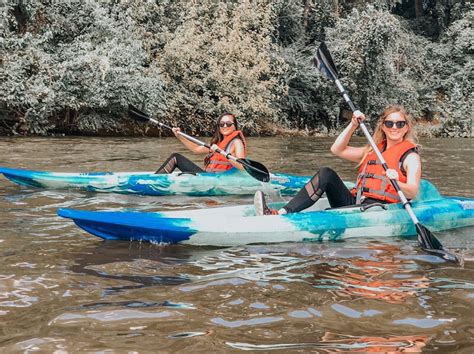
[255,105,421,215]
[155,113,246,174]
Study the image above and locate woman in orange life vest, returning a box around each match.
[155,113,247,174]
[254,105,421,215]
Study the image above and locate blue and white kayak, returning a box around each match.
[58,180,474,246]
[0,166,310,196]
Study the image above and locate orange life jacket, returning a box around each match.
[351,140,418,203]
[204,130,247,173]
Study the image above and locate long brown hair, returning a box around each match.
[204,113,238,166]
[209,112,238,146]
[359,105,418,164]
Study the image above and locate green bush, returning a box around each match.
[0,1,167,135]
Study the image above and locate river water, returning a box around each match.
[0,136,473,352]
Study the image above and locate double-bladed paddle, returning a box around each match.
[313,42,458,263]
[127,104,270,182]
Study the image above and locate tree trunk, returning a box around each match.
[11,5,28,33]
[415,0,424,18]
[303,0,311,30]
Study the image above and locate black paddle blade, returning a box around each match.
[416,223,442,249]
[128,104,151,123]
[416,223,459,263]
[238,158,270,183]
[313,42,339,81]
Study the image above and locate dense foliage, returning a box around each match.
[0,0,472,137]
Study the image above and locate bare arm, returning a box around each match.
[330,111,367,163]
[396,153,421,199]
[173,128,210,154]
[228,139,246,170]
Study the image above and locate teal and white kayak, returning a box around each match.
[0,166,310,196]
[58,180,474,246]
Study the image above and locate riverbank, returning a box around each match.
[0,116,472,138]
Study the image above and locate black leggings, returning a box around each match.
[283,167,356,213]
[155,153,205,174]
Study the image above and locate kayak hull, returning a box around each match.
[58,180,474,246]
[0,166,310,196]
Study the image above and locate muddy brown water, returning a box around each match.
[0,136,473,352]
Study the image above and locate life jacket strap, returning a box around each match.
[207,160,233,166]
[206,167,234,173]
[362,187,400,202]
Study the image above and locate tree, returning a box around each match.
[324,6,428,124]
[0,1,167,135]
[423,8,473,136]
[157,1,287,133]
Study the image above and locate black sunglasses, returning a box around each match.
[219,121,235,128]
[383,120,407,129]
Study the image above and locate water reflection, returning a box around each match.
[75,300,195,311]
[68,242,225,293]
[315,244,431,304]
[227,333,429,352]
